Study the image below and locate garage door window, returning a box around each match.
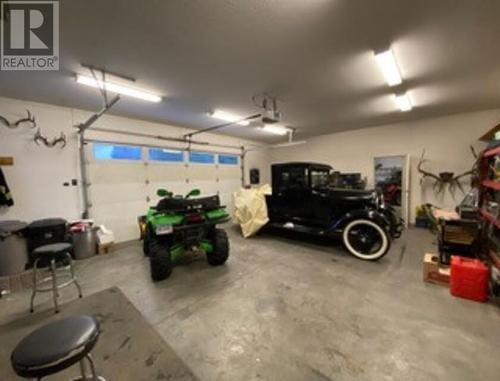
[218,154,239,165]
[93,143,142,161]
[189,151,215,164]
[149,148,184,163]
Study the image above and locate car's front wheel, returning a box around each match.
[342,219,390,260]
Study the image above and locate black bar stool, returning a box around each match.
[30,243,82,314]
[11,315,105,380]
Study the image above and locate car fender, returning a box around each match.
[327,209,391,235]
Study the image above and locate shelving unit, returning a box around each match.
[481,179,500,191]
[479,208,500,229]
[478,144,500,295]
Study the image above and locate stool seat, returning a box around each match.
[11,315,99,379]
[33,242,72,256]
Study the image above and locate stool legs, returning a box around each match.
[30,252,83,314]
[50,259,59,313]
[67,253,83,299]
[73,353,106,381]
[29,258,40,313]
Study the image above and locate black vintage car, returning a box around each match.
[265,162,403,260]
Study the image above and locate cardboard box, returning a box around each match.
[423,253,450,285]
[97,225,115,245]
[98,242,114,255]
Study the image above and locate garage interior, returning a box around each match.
[0,1,499,380]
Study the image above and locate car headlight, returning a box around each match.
[375,191,385,209]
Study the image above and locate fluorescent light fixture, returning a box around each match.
[210,110,249,126]
[76,74,162,102]
[374,49,402,87]
[273,140,307,148]
[394,93,413,112]
[260,125,290,136]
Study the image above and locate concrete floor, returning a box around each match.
[1,226,499,381]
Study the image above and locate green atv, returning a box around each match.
[139,188,231,282]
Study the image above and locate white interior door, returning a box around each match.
[374,154,410,226]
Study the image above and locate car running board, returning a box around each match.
[267,221,332,236]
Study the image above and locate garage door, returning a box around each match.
[86,142,241,243]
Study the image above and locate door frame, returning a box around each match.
[373,154,410,227]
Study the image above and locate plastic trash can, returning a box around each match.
[0,220,29,276]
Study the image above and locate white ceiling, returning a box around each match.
[1,0,499,142]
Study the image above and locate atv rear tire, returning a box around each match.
[149,238,172,281]
[207,228,229,266]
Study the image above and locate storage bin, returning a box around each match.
[450,256,489,302]
[0,220,29,276]
[71,225,98,259]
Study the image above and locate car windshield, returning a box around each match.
[310,169,330,189]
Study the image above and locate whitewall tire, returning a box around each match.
[342,219,390,261]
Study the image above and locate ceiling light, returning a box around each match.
[76,74,162,102]
[260,125,290,136]
[273,140,306,148]
[210,110,249,126]
[374,49,402,87]
[394,93,413,112]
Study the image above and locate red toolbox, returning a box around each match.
[450,256,489,302]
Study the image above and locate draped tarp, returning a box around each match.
[232,185,272,238]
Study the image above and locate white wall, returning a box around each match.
[0,96,271,224]
[271,109,500,222]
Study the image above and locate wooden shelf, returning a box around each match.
[480,208,500,229]
[482,179,500,190]
[484,146,500,158]
[0,157,14,166]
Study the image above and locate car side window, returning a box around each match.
[279,167,308,192]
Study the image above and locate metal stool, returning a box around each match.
[30,243,82,314]
[11,315,105,380]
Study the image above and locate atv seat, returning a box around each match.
[156,195,221,212]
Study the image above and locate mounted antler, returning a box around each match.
[417,147,477,195]
[417,150,444,192]
[34,128,67,148]
[451,145,480,193]
[0,110,36,129]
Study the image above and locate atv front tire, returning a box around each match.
[149,238,172,281]
[207,228,229,266]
